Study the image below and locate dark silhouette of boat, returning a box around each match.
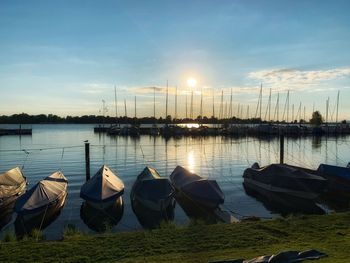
[130,167,175,228]
[80,165,124,229]
[170,166,225,222]
[243,163,327,200]
[14,171,68,236]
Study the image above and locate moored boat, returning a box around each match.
[14,171,68,236]
[131,166,175,228]
[80,165,124,227]
[170,166,225,222]
[0,167,27,210]
[243,163,327,200]
[317,163,350,197]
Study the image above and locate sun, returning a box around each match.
[187,78,197,88]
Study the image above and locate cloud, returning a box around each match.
[248,67,350,92]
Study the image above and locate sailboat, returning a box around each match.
[108,86,121,135]
[150,86,160,136]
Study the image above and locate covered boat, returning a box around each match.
[14,171,68,236]
[243,163,327,200]
[170,166,225,221]
[317,164,350,197]
[80,165,124,230]
[0,167,27,209]
[131,167,175,228]
[80,165,124,209]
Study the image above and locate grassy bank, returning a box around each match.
[1,213,350,263]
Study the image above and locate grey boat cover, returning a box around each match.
[80,165,124,202]
[0,167,26,198]
[15,171,67,214]
[208,249,327,263]
[170,166,224,208]
[132,167,174,203]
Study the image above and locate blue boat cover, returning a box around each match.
[318,164,350,180]
[80,165,124,202]
[15,171,67,214]
[170,166,224,208]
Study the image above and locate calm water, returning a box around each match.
[0,124,349,239]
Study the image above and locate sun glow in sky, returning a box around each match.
[187,78,197,88]
[1,1,350,119]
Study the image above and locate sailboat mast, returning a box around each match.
[186,94,188,119]
[259,83,262,120]
[268,88,271,121]
[336,90,340,124]
[114,86,118,125]
[200,87,203,118]
[212,88,215,118]
[326,97,329,124]
[229,88,233,119]
[190,91,193,119]
[124,99,127,118]
[166,80,168,120]
[134,96,137,118]
[153,87,156,121]
[175,86,177,120]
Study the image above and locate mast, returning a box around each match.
[268,88,271,121]
[259,83,262,120]
[190,91,193,119]
[212,88,215,118]
[124,98,127,118]
[185,94,188,119]
[326,97,329,124]
[247,105,249,120]
[200,87,203,119]
[229,88,233,119]
[304,106,306,122]
[134,96,137,119]
[175,86,177,120]
[114,86,118,126]
[165,80,168,121]
[336,90,340,124]
[276,92,279,122]
[153,86,156,121]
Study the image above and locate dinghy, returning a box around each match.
[0,167,27,210]
[170,166,225,221]
[243,163,327,200]
[131,167,175,228]
[14,171,67,235]
[80,165,124,230]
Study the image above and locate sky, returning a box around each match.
[1,0,350,120]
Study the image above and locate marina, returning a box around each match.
[1,124,350,239]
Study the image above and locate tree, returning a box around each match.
[310,111,323,126]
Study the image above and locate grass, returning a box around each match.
[1,212,350,262]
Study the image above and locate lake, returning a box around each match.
[0,124,349,239]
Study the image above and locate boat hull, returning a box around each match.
[15,191,67,237]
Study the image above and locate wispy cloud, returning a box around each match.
[248,67,350,92]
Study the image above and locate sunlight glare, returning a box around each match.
[187,78,197,88]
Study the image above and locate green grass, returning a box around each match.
[1,212,350,262]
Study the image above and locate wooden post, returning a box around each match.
[280,133,284,164]
[85,142,90,181]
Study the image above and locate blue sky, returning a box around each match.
[1,0,350,120]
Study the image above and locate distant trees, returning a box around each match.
[310,111,324,126]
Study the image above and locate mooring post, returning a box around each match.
[280,133,284,164]
[85,141,90,181]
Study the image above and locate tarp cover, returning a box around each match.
[132,167,174,202]
[318,164,350,180]
[0,167,26,198]
[208,249,327,263]
[170,166,224,208]
[80,165,124,202]
[15,171,67,214]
